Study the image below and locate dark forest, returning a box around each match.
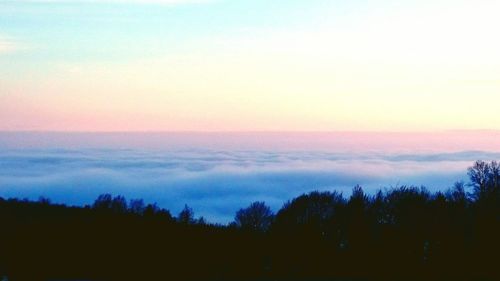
[1,160,499,281]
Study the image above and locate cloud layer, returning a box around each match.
[1,148,496,223]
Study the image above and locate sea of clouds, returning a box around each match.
[1,132,500,223]
[1,146,499,223]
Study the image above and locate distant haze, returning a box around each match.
[2,131,500,152]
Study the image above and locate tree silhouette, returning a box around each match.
[93,193,113,210]
[178,204,195,224]
[275,191,344,228]
[111,195,127,213]
[234,201,274,232]
[468,160,492,200]
[129,199,145,215]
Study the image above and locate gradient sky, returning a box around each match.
[1,0,500,131]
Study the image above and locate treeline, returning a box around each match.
[0,160,500,281]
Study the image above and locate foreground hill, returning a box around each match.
[0,160,499,281]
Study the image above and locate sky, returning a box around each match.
[1,1,500,222]
[1,0,500,132]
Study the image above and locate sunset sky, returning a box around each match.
[2,0,500,221]
[1,0,500,132]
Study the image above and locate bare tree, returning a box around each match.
[234,201,274,232]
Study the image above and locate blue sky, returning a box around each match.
[0,0,331,62]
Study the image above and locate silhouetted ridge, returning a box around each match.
[0,160,499,281]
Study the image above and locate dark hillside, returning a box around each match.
[0,160,499,281]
